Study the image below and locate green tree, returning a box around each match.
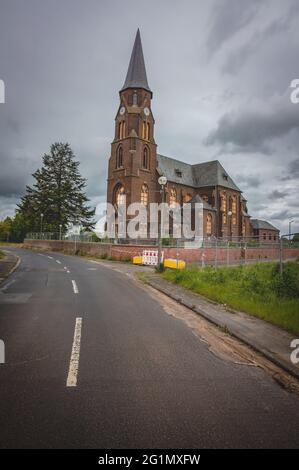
[292,233,299,243]
[0,217,12,241]
[10,213,30,242]
[18,143,95,233]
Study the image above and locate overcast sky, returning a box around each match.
[0,0,298,234]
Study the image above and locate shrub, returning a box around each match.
[155,262,165,273]
[272,262,299,299]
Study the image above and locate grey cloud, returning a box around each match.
[206,0,260,54]
[289,158,299,177]
[222,22,280,75]
[205,100,299,153]
[268,190,288,200]
[268,209,299,221]
[222,4,298,75]
[280,157,299,180]
[235,174,261,188]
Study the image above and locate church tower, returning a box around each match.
[107,29,157,217]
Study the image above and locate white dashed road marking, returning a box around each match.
[56,260,61,264]
[72,280,79,294]
[66,317,82,387]
[47,256,53,259]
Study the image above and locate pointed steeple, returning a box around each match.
[121,29,151,93]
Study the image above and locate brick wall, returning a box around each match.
[24,239,299,265]
[24,239,112,257]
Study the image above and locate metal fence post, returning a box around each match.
[226,239,229,266]
[279,237,283,275]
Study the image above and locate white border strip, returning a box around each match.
[72,280,79,294]
[66,317,82,387]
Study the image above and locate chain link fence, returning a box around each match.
[25,232,299,268]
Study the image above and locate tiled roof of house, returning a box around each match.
[157,154,241,192]
[250,219,279,231]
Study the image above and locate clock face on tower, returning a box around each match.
[144,107,150,116]
[119,106,125,115]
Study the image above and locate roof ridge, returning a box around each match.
[157,153,192,166]
[191,160,219,167]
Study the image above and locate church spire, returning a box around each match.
[121,29,151,94]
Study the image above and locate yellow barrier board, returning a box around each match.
[132,256,142,265]
[164,258,186,269]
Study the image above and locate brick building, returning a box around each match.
[251,219,279,243]
[107,30,279,240]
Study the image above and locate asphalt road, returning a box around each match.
[0,247,299,449]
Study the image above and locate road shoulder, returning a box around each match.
[0,250,20,285]
[141,272,299,381]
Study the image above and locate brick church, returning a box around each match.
[107,30,279,241]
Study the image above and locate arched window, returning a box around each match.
[184,193,192,203]
[118,121,126,139]
[169,188,177,206]
[142,122,150,140]
[142,122,146,139]
[114,184,125,206]
[141,184,149,206]
[220,193,227,212]
[206,213,212,236]
[133,92,138,106]
[146,122,150,140]
[116,146,123,168]
[143,147,149,169]
[232,195,237,214]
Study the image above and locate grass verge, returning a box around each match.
[0,242,23,247]
[162,261,299,335]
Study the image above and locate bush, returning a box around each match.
[162,237,171,246]
[90,233,100,242]
[272,262,299,299]
[242,271,268,296]
[155,262,165,273]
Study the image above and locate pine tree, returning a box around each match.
[18,143,95,233]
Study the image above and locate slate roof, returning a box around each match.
[192,160,240,191]
[157,154,195,187]
[157,154,241,192]
[250,219,279,231]
[121,29,151,93]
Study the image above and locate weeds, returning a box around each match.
[162,261,299,334]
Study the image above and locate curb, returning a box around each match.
[144,275,299,382]
[0,252,21,285]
